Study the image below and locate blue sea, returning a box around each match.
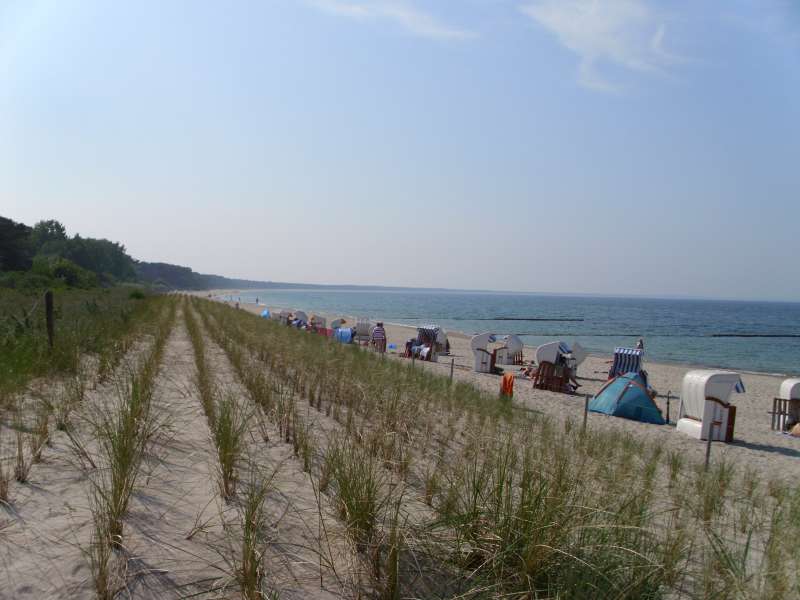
[223,289,800,375]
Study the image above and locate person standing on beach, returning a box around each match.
[371,322,387,353]
[636,338,645,350]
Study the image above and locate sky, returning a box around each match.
[1,0,799,300]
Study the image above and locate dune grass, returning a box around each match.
[324,434,389,553]
[90,372,159,545]
[183,301,217,425]
[191,297,800,599]
[185,301,250,501]
[213,392,249,500]
[0,287,156,408]
[82,297,176,597]
[237,468,274,600]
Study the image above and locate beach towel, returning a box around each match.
[501,373,514,398]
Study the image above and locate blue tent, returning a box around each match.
[260,309,270,318]
[334,328,353,344]
[589,372,665,425]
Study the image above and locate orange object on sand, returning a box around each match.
[501,373,514,397]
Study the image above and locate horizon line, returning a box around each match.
[205,278,800,305]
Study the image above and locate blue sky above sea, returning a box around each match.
[2,1,799,300]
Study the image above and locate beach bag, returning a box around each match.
[500,373,514,398]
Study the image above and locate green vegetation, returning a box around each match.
[83,297,175,596]
[185,302,249,500]
[235,470,273,600]
[193,297,800,600]
[0,287,158,404]
[0,216,135,288]
[212,393,249,500]
[1,214,278,291]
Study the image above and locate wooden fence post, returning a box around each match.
[704,429,714,471]
[582,394,589,434]
[449,358,454,383]
[45,290,54,349]
[666,391,671,425]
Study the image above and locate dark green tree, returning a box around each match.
[30,219,68,251]
[0,216,33,271]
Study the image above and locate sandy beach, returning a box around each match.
[213,294,800,484]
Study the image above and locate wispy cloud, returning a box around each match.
[520,0,679,92]
[724,0,800,48]
[311,0,476,40]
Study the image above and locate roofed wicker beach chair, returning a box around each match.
[608,347,645,380]
[772,378,800,431]
[471,333,497,373]
[532,341,578,393]
[404,325,446,362]
[496,334,524,366]
[418,325,448,355]
[676,370,745,442]
[354,318,372,344]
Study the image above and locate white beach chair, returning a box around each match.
[535,341,569,366]
[471,333,496,373]
[570,342,587,369]
[354,318,372,344]
[294,311,309,326]
[278,309,293,325]
[772,378,800,431]
[676,370,745,442]
[496,335,524,365]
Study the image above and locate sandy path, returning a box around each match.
[117,313,227,599]
[195,309,358,599]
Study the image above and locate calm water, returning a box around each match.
[222,289,800,375]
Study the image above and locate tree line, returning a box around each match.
[0,215,273,291]
[0,216,135,288]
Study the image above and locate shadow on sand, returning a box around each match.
[731,439,800,459]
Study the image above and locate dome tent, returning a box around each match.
[589,372,665,425]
